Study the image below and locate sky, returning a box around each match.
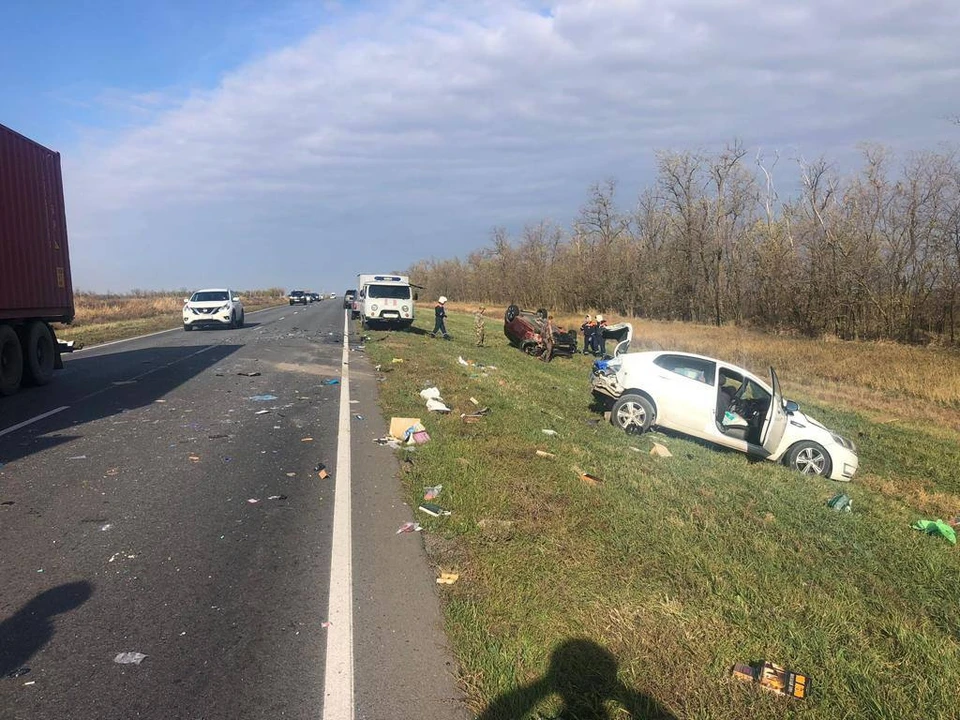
[3,0,960,293]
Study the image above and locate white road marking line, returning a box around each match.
[0,406,70,439]
[323,310,355,719]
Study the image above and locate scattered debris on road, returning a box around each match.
[418,502,451,517]
[315,463,330,479]
[396,522,423,534]
[114,652,148,666]
[911,518,957,544]
[321,379,340,385]
[237,372,261,377]
[827,493,852,512]
[731,660,810,700]
[248,394,278,402]
[650,442,673,458]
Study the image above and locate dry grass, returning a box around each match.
[440,301,960,434]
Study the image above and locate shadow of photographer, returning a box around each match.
[0,581,93,678]
[477,637,676,720]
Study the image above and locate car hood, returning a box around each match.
[186,301,230,309]
[790,409,834,435]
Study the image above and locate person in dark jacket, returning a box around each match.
[580,315,595,355]
[430,296,450,339]
[593,314,608,356]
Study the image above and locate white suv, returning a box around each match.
[183,289,244,330]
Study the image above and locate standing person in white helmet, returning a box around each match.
[431,296,451,339]
[593,314,608,356]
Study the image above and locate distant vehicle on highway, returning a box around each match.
[288,290,308,306]
[311,293,322,302]
[1,122,78,396]
[343,290,356,309]
[183,289,244,331]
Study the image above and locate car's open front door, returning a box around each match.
[759,367,788,455]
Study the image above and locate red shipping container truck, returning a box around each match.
[0,122,77,396]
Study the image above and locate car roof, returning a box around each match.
[192,288,229,293]
[628,350,771,388]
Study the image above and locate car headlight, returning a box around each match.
[402,305,409,312]
[831,433,856,452]
[372,304,378,311]
[218,304,230,313]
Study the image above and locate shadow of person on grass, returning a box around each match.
[477,638,676,720]
[0,581,93,678]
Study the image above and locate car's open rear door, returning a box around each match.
[760,367,788,455]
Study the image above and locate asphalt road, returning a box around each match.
[0,302,468,720]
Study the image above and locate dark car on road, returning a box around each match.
[503,304,578,358]
[343,290,356,309]
[288,290,308,306]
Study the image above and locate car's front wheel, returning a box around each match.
[610,393,654,434]
[786,441,832,478]
[183,324,192,331]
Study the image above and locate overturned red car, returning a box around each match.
[503,305,578,358]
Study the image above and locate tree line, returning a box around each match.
[410,142,960,344]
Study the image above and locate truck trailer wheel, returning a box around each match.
[0,325,24,396]
[24,321,55,386]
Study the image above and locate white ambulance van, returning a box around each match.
[356,274,415,328]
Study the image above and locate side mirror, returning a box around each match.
[413,292,419,301]
[233,297,241,302]
[785,400,800,414]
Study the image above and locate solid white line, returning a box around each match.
[0,406,70,439]
[71,304,286,353]
[322,311,355,719]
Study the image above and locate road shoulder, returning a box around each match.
[348,326,470,720]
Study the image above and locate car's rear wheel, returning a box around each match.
[786,441,832,478]
[611,393,654,434]
[505,304,519,322]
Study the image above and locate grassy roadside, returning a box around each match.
[363,309,960,719]
[55,292,287,347]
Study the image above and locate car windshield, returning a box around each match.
[191,291,229,302]
[368,284,410,300]
[289,291,303,296]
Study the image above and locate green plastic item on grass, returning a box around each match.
[911,519,957,545]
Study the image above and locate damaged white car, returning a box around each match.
[591,351,858,481]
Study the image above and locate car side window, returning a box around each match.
[654,355,717,386]
[741,379,771,402]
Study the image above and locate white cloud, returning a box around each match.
[63,0,960,290]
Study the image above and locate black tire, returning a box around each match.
[610,393,654,434]
[237,311,244,327]
[520,341,540,356]
[505,304,520,322]
[0,325,24,396]
[24,321,55,386]
[184,324,192,331]
[786,441,833,478]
